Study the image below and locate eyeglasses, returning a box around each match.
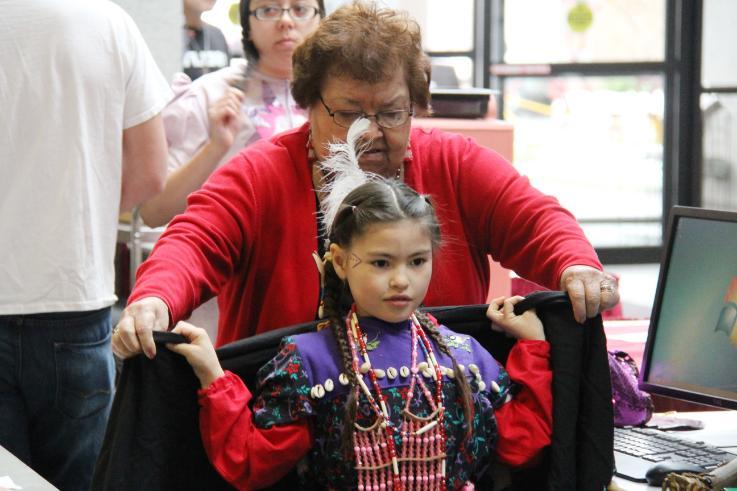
[249,4,320,22]
[319,95,413,129]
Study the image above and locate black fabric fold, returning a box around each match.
[91,339,232,490]
[513,291,614,490]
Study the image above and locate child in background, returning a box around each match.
[168,178,553,490]
[136,0,324,340]
[141,0,325,228]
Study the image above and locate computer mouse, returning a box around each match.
[645,460,707,486]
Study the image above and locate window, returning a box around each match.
[392,0,476,88]
[504,74,664,248]
[700,0,737,212]
[503,0,665,64]
[490,0,674,262]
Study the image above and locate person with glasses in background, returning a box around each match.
[113,2,620,362]
[141,0,324,228]
[137,0,323,338]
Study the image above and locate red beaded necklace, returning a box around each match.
[345,306,447,490]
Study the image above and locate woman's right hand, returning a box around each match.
[167,322,224,389]
[112,296,170,360]
[207,87,245,151]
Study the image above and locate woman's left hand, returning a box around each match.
[487,295,545,341]
[559,265,620,324]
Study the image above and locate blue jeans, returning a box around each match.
[0,308,115,491]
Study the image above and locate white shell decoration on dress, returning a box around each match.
[490,380,501,393]
[311,384,326,399]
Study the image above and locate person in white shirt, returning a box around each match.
[0,1,171,489]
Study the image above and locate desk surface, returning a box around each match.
[0,446,58,490]
[611,410,737,490]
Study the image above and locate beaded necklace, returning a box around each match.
[345,307,447,490]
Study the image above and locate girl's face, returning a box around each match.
[248,0,321,79]
[331,219,433,323]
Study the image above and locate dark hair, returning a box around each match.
[291,1,431,114]
[329,179,440,251]
[321,179,473,453]
[239,0,326,63]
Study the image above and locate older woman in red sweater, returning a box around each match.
[112,2,618,360]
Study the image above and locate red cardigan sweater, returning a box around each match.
[130,124,601,346]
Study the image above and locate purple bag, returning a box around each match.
[608,350,654,426]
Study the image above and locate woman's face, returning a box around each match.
[310,68,412,179]
[248,0,321,79]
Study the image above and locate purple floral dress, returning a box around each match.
[251,317,513,490]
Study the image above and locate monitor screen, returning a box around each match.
[639,206,737,410]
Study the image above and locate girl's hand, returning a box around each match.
[207,87,245,151]
[167,321,225,389]
[486,295,545,341]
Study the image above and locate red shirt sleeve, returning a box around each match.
[495,340,553,467]
[452,133,603,289]
[198,371,313,490]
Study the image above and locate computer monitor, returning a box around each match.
[639,206,737,410]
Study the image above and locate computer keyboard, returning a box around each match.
[614,426,737,482]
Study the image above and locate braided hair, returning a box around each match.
[320,178,474,453]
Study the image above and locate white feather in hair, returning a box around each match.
[318,117,377,234]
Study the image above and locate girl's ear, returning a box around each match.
[330,243,348,281]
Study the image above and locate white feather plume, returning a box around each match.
[318,117,377,235]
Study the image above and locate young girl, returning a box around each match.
[168,179,552,490]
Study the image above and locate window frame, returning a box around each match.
[698,0,737,213]
[479,0,702,264]
[423,1,488,88]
